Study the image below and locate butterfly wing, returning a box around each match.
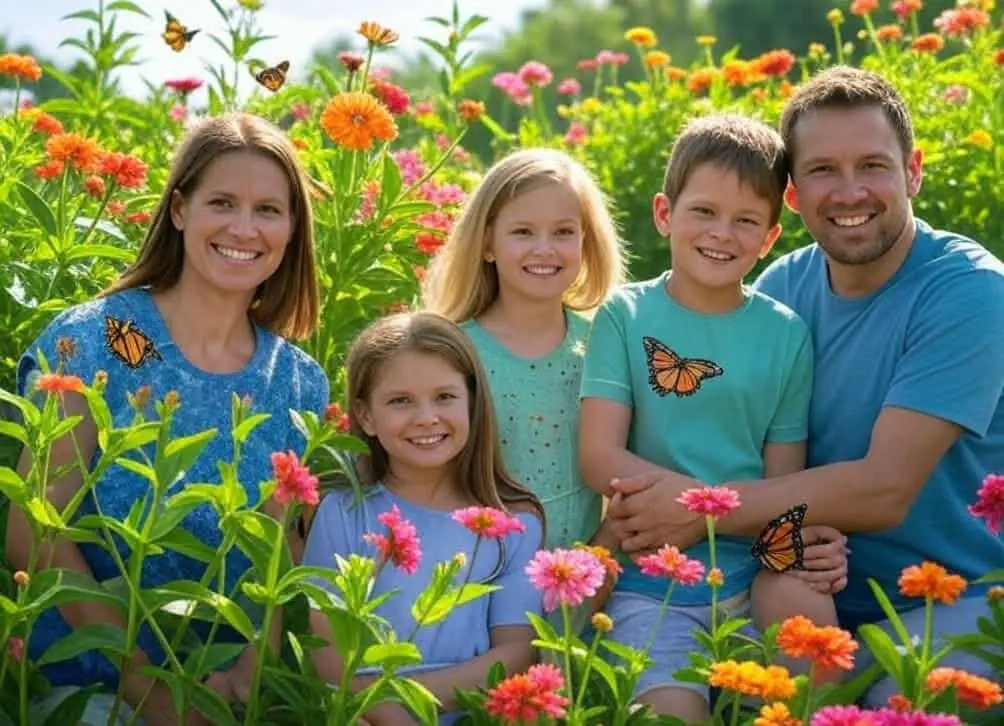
[105,316,162,369]
[673,358,724,396]
[256,61,290,91]
[643,336,682,396]
[162,11,199,52]
[751,503,808,573]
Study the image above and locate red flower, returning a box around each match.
[34,373,84,394]
[970,473,1004,534]
[364,505,422,574]
[97,151,148,189]
[164,77,203,94]
[270,450,320,506]
[451,506,526,538]
[485,663,569,722]
[635,545,705,584]
[371,79,410,115]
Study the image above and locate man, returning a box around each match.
[586,66,1004,703]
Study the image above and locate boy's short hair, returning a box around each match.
[779,65,914,165]
[663,114,788,225]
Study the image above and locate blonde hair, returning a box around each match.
[103,113,320,340]
[421,148,626,322]
[346,311,545,525]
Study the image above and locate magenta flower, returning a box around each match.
[635,545,705,585]
[451,506,526,538]
[270,450,319,506]
[556,78,581,96]
[811,706,878,726]
[525,548,605,611]
[873,708,962,726]
[676,486,741,519]
[970,473,1004,534]
[595,49,629,66]
[363,505,422,575]
[164,77,203,95]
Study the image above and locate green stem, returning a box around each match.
[561,603,575,709]
[642,582,677,656]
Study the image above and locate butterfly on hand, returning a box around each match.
[253,61,290,92]
[642,336,723,397]
[162,11,199,52]
[751,503,807,573]
[105,316,162,370]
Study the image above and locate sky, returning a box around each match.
[3,0,550,100]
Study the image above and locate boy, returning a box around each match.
[578,114,847,721]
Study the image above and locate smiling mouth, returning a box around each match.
[828,213,877,228]
[523,264,561,277]
[407,434,448,448]
[697,247,736,262]
[212,243,263,262]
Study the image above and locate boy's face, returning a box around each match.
[653,163,781,294]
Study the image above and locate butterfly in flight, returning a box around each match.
[104,316,162,369]
[751,503,808,573]
[642,336,723,397]
[254,61,290,92]
[162,11,199,52]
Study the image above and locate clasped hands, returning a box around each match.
[605,471,848,595]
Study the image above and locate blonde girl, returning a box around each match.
[422,148,626,550]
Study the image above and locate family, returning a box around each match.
[7,66,1002,725]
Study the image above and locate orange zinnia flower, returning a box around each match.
[925,667,1003,710]
[911,34,945,53]
[357,21,399,47]
[686,67,718,94]
[457,99,485,122]
[752,49,795,78]
[754,702,800,726]
[46,133,101,172]
[708,660,796,701]
[898,561,967,604]
[876,24,904,43]
[0,53,42,82]
[35,373,84,394]
[574,542,623,577]
[777,615,858,672]
[320,91,398,151]
[850,0,879,15]
[32,112,63,136]
[97,151,148,189]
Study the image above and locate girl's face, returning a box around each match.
[485,181,584,307]
[355,350,471,482]
[169,150,293,302]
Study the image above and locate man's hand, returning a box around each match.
[606,471,706,553]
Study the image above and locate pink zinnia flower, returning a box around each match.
[873,708,962,726]
[518,60,553,87]
[525,548,605,612]
[169,103,187,122]
[970,473,1004,534]
[290,102,310,120]
[391,149,427,185]
[6,637,23,662]
[451,506,526,538]
[595,49,629,66]
[635,545,705,585]
[576,58,598,72]
[485,663,569,722]
[565,122,587,146]
[371,79,410,115]
[676,486,741,519]
[270,450,319,506]
[557,78,581,96]
[811,705,879,726]
[363,504,422,575]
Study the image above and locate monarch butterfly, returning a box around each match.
[751,503,808,573]
[254,61,290,92]
[642,336,723,397]
[162,11,199,52]
[105,316,162,370]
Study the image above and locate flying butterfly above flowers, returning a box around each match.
[249,60,290,92]
[751,503,807,573]
[162,11,199,52]
[642,336,724,397]
[105,316,162,370]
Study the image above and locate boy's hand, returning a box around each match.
[790,525,849,594]
[606,472,706,553]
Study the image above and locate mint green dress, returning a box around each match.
[462,311,602,549]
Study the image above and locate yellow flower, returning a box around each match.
[581,97,602,114]
[827,9,845,25]
[644,50,671,69]
[964,130,993,151]
[236,0,263,9]
[696,35,717,47]
[591,612,613,633]
[357,21,399,47]
[624,26,657,48]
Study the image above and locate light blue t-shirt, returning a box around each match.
[16,287,329,688]
[303,485,544,725]
[581,271,813,605]
[754,219,1004,630]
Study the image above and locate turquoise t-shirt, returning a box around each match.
[16,288,329,689]
[581,271,813,605]
[754,219,1004,630]
[462,311,601,549]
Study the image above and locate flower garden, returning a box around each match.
[0,0,1002,723]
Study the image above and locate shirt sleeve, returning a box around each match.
[751,255,790,303]
[17,308,101,405]
[766,324,813,443]
[579,299,633,407]
[883,266,1004,437]
[487,512,544,629]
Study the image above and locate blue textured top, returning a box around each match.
[16,287,329,688]
[303,485,544,725]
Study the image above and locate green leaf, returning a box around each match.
[16,182,58,237]
[25,569,127,619]
[36,684,103,726]
[975,568,1004,584]
[64,244,135,263]
[362,641,423,669]
[0,467,27,505]
[149,581,257,641]
[856,623,904,683]
[411,583,499,627]
[390,678,440,725]
[232,413,271,444]
[37,623,127,665]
